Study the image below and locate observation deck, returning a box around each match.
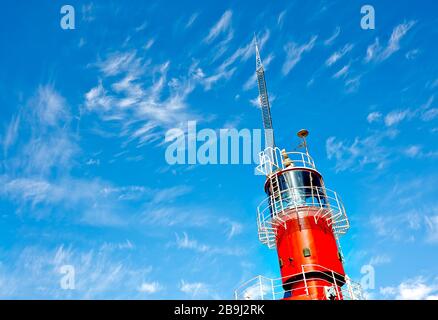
[256,147,350,249]
[234,264,364,300]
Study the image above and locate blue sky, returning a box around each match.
[0,0,437,299]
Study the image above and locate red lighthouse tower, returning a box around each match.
[234,39,363,300]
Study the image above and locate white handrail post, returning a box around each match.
[332,270,340,300]
[259,276,264,300]
[302,265,309,295]
[271,278,275,300]
[334,191,340,212]
[345,276,355,300]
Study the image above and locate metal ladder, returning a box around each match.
[269,173,284,218]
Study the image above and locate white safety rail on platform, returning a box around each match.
[234,264,364,300]
[257,186,350,248]
[256,147,316,176]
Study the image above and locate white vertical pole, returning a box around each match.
[346,276,356,300]
[271,278,275,300]
[332,271,340,300]
[302,265,309,295]
[259,276,264,300]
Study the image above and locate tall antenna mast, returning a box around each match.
[254,35,275,151]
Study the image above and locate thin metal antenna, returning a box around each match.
[254,34,263,71]
[254,33,275,151]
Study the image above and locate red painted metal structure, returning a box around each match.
[265,157,346,300]
[234,38,362,301]
[232,137,358,300]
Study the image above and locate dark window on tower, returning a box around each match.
[281,170,327,207]
[303,248,311,257]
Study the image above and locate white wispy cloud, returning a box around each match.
[344,75,362,93]
[224,220,243,239]
[81,3,95,23]
[367,175,438,244]
[365,21,416,63]
[1,86,196,228]
[383,21,416,59]
[369,254,391,266]
[425,215,438,243]
[405,49,420,60]
[78,37,86,48]
[221,30,269,70]
[369,212,423,243]
[176,232,209,252]
[144,206,210,228]
[403,145,422,158]
[326,130,395,172]
[4,86,78,177]
[100,240,134,251]
[277,10,287,28]
[0,87,118,226]
[85,51,201,147]
[85,80,114,111]
[326,43,354,66]
[427,78,438,90]
[32,85,71,127]
[365,38,380,63]
[327,96,436,171]
[135,22,147,32]
[199,66,236,91]
[143,39,155,50]
[101,184,191,204]
[96,51,144,77]
[180,280,210,297]
[138,281,163,294]
[332,64,350,79]
[422,108,438,121]
[324,27,340,46]
[382,96,435,127]
[204,10,233,43]
[1,176,132,226]
[282,35,317,75]
[2,114,20,157]
[0,244,154,298]
[384,109,412,126]
[197,30,270,91]
[380,277,438,300]
[325,43,358,91]
[367,111,382,123]
[185,12,199,29]
[174,232,243,256]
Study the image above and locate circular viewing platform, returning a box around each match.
[257,186,350,248]
[234,264,363,300]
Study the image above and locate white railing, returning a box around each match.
[234,264,364,300]
[256,147,317,176]
[257,186,350,248]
